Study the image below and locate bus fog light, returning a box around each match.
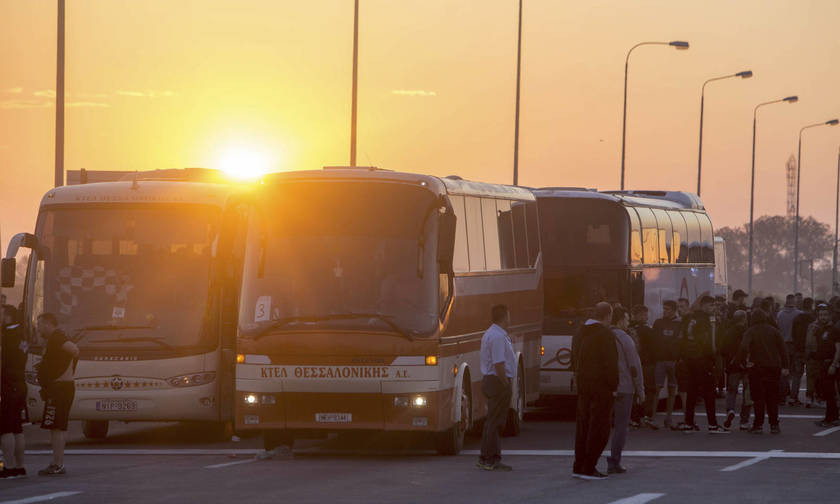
[244,393,258,405]
[412,395,427,408]
[236,353,245,364]
[394,397,409,407]
[167,372,216,388]
[425,355,437,366]
[260,394,276,405]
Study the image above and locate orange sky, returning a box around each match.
[2,0,840,252]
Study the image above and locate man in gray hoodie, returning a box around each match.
[607,306,644,474]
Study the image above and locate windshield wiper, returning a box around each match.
[254,313,414,341]
[92,336,174,350]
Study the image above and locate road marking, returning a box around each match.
[655,413,821,419]
[205,458,257,469]
[22,449,259,456]
[0,491,83,504]
[460,449,840,459]
[720,450,782,472]
[814,426,840,437]
[607,493,665,504]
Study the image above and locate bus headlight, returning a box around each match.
[166,372,216,387]
[412,395,428,408]
[244,393,258,405]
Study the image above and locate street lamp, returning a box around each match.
[620,40,689,190]
[747,95,798,297]
[696,70,753,196]
[349,0,359,167]
[834,145,840,295]
[793,118,840,293]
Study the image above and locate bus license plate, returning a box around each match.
[315,413,352,423]
[96,399,137,412]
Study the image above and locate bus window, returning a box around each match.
[683,211,702,263]
[652,209,672,263]
[497,200,516,269]
[465,196,486,271]
[512,201,529,269]
[635,207,659,264]
[667,210,688,263]
[481,198,501,270]
[525,202,540,267]
[450,195,469,273]
[699,214,715,263]
[537,198,629,266]
[628,207,642,265]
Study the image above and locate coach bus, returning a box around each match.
[233,167,543,455]
[534,189,716,398]
[1,169,239,439]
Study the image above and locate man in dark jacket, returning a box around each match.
[572,302,618,480]
[720,310,752,430]
[679,296,729,433]
[629,305,657,430]
[735,310,789,433]
[652,300,682,429]
[1,305,28,479]
[789,298,815,406]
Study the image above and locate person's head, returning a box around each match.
[36,312,58,337]
[795,292,804,308]
[803,297,814,312]
[2,304,18,325]
[759,298,774,315]
[699,295,716,315]
[751,308,769,326]
[491,304,510,330]
[677,298,690,316]
[662,300,677,319]
[816,304,832,324]
[612,306,629,330]
[785,294,796,308]
[732,289,747,305]
[751,297,763,309]
[594,301,613,326]
[631,305,648,324]
[732,309,747,326]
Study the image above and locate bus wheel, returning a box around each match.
[82,420,109,440]
[436,379,471,456]
[502,366,524,437]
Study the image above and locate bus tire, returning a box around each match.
[82,420,109,440]
[502,364,524,437]
[436,377,471,456]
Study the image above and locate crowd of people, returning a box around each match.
[569,289,840,480]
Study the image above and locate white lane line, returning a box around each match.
[814,426,840,437]
[204,458,257,469]
[0,491,83,504]
[607,493,665,504]
[460,449,840,459]
[655,413,822,419]
[720,450,782,472]
[22,449,259,456]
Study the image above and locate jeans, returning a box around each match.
[683,360,718,427]
[749,366,781,427]
[725,371,752,424]
[573,387,614,475]
[480,375,511,464]
[609,393,634,468]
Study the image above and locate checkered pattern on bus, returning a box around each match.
[57,266,133,315]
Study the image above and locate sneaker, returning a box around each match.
[642,417,659,430]
[476,461,494,471]
[749,426,763,434]
[708,425,731,434]
[489,462,513,472]
[629,420,641,429]
[38,464,66,476]
[677,422,695,432]
[577,470,609,480]
[770,424,781,434]
[12,468,26,478]
[739,422,751,431]
[256,445,292,460]
[724,410,735,429]
[0,468,16,479]
[607,465,627,474]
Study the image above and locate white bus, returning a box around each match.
[533,189,717,398]
[1,170,238,438]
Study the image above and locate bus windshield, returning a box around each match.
[34,205,220,351]
[239,181,439,339]
[537,198,628,267]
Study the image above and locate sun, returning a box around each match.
[217,145,273,181]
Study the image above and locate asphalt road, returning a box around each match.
[1,398,839,504]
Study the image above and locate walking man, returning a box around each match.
[789,298,815,406]
[35,313,78,476]
[652,300,682,429]
[720,310,752,430]
[629,305,656,430]
[812,306,840,428]
[608,307,644,474]
[572,302,618,480]
[477,304,515,471]
[777,294,802,401]
[1,305,28,479]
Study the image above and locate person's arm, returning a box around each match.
[624,333,645,400]
[829,334,840,376]
[490,335,510,388]
[603,328,619,393]
[62,340,79,358]
[734,329,751,366]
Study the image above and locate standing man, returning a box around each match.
[1,305,28,479]
[805,305,832,408]
[608,307,644,474]
[572,302,618,480]
[789,298,815,406]
[652,301,682,430]
[727,290,749,320]
[720,310,752,431]
[813,307,840,428]
[35,313,78,476]
[777,294,802,401]
[629,305,657,430]
[679,296,729,433]
[477,304,515,471]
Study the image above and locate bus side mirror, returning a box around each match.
[1,258,16,288]
[437,209,456,270]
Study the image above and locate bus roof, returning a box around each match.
[39,180,232,208]
[533,188,705,211]
[261,168,535,201]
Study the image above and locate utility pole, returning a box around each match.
[512,0,523,186]
[55,0,65,187]
[349,0,359,167]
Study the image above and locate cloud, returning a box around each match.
[2,87,23,94]
[0,99,50,110]
[115,90,175,98]
[67,101,110,108]
[33,89,56,98]
[391,89,437,97]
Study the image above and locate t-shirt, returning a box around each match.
[1,323,28,393]
[37,329,74,387]
[652,317,682,361]
[814,325,840,361]
[480,324,515,378]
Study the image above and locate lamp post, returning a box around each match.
[349,0,359,167]
[512,0,523,186]
[55,0,65,187]
[833,146,840,295]
[747,96,798,297]
[793,118,840,293]
[620,40,689,190]
[696,70,753,196]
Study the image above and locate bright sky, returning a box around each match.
[2,0,840,251]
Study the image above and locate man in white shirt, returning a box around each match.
[477,304,515,471]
